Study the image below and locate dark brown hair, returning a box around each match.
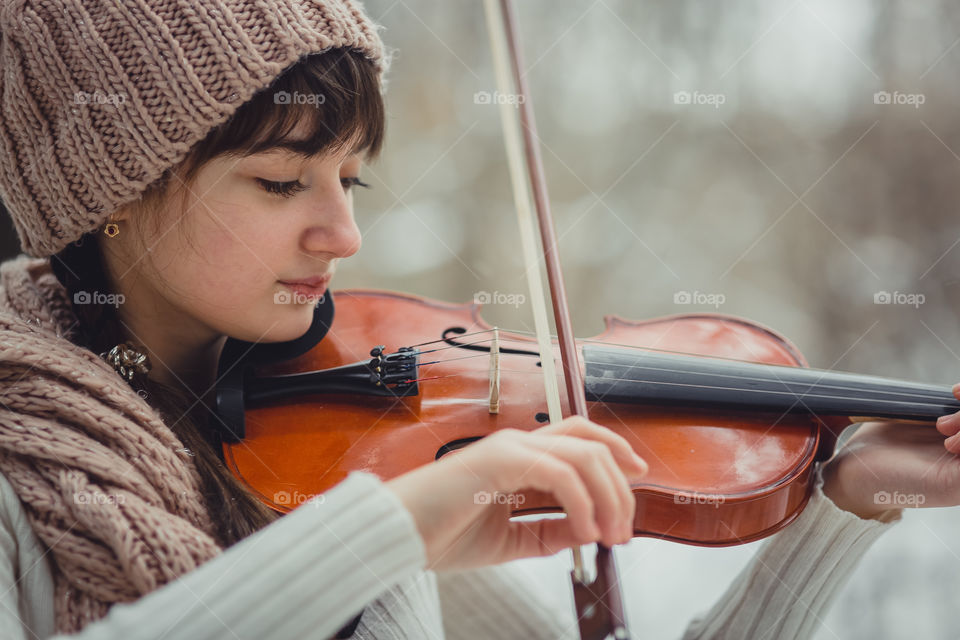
[49,48,385,547]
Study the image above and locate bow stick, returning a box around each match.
[482,1,632,638]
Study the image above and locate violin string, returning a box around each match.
[418,353,500,367]
[404,329,496,349]
[415,337,502,357]
[407,330,951,402]
[446,326,857,370]
[407,326,824,369]
[410,342,951,407]
[412,364,950,409]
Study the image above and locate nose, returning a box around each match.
[301,189,362,259]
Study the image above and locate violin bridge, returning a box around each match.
[489,327,501,414]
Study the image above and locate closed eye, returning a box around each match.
[341,177,371,191]
[255,177,371,197]
[256,178,307,198]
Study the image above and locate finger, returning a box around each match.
[595,445,636,543]
[519,434,631,547]
[509,451,601,544]
[936,412,960,437]
[953,383,960,401]
[557,430,637,543]
[945,431,960,454]
[551,426,638,541]
[538,416,649,478]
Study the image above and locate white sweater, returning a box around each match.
[0,465,898,640]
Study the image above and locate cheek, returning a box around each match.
[193,218,266,282]
[153,199,315,340]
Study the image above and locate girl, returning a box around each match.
[0,1,959,639]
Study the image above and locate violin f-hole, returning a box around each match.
[436,436,484,460]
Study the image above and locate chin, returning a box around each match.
[264,304,316,342]
[221,303,315,345]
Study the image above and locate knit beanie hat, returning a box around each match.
[0,0,387,258]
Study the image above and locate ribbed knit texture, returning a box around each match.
[680,465,901,640]
[58,471,428,640]
[0,253,223,633]
[0,0,386,257]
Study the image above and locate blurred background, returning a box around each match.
[3,0,959,637]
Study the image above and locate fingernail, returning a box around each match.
[953,383,960,395]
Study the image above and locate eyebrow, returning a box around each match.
[261,137,364,161]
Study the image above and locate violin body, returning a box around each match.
[220,290,838,547]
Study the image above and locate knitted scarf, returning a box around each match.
[0,254,222,633]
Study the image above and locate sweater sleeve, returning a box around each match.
[437,559,578,640]
[40,471,426,640]
[680,462,901,640]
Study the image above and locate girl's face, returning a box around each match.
[108,134,365,346]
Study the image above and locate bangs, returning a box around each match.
[181,48,385,176]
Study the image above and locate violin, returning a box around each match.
[214,290,960,542]
[212,1,959,638]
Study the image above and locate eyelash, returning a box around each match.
[256,177,371,198]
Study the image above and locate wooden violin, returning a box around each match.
[214,290,960,544]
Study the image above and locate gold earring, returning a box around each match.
[104,222,120,238]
